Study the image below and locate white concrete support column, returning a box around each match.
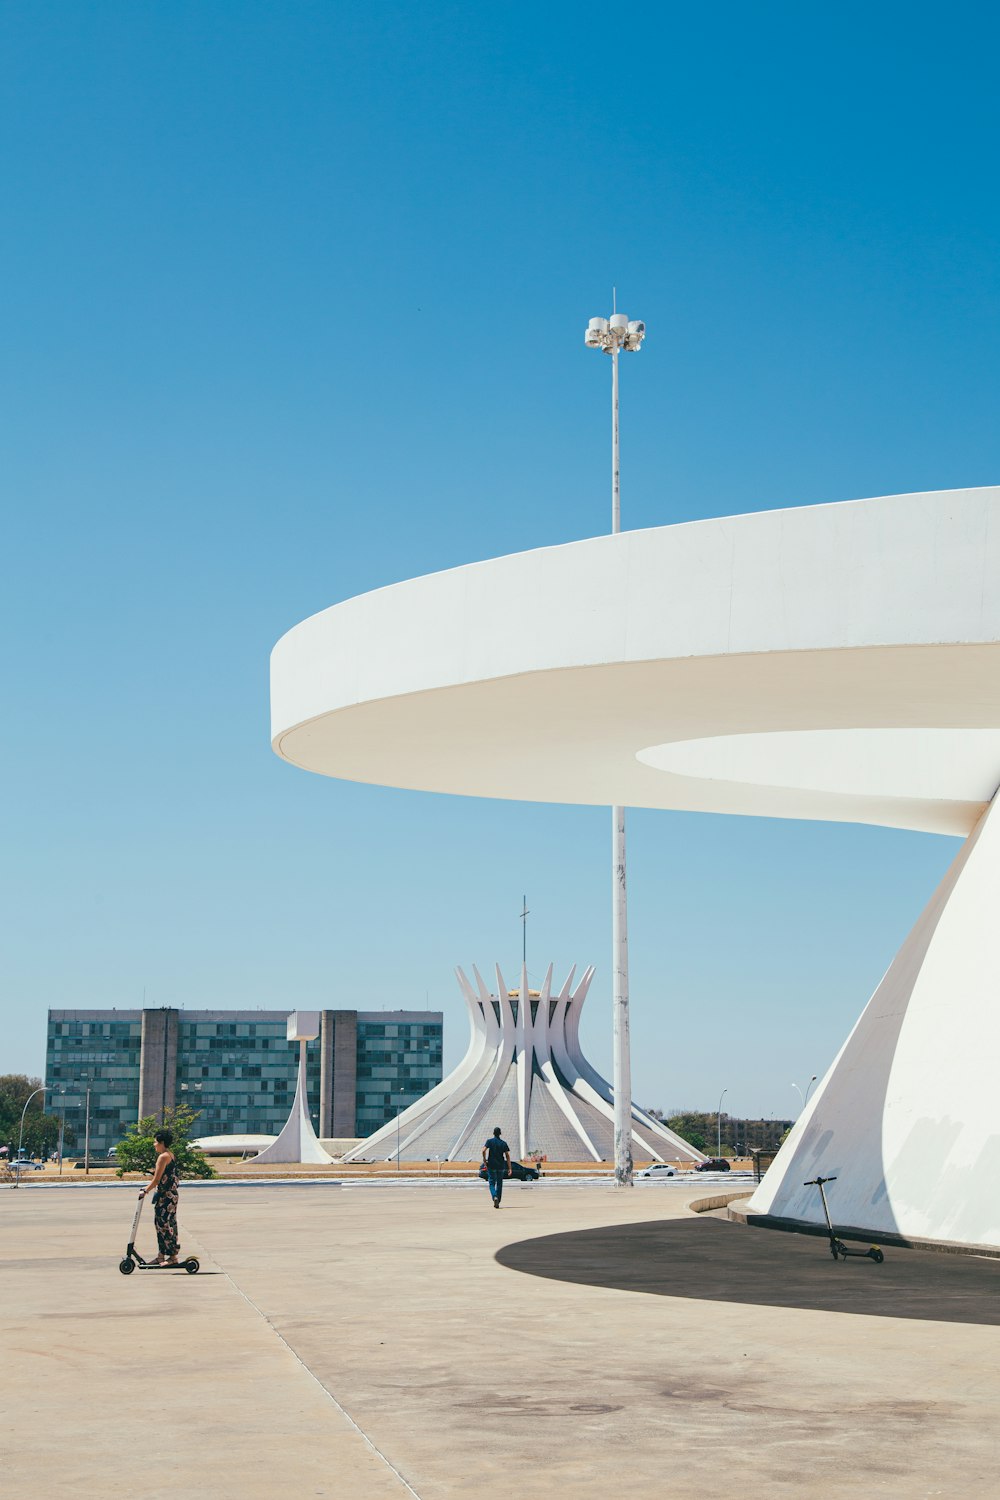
[606,313,640,1188]
[251,1012,332,1167]
[612,804,634,1187]
[611,343,620,533]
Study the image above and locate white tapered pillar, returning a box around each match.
[612,804,634,1186]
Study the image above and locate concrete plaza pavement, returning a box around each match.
[3,1179,1000,1499]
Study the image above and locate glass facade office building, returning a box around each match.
[46,1012,143,1158]
[46,1008,443,1157]
[355,1015,442,1138]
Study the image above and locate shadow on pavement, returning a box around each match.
[495,1215,1000,1325]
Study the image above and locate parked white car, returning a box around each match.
[636,1163,677,1178]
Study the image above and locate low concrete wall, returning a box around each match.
[688,1190,753,1214]
[728,1200,1000,1259]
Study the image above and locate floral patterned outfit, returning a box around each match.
[153,1154,180,1259]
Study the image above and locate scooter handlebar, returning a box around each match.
[804,1175,837,1185]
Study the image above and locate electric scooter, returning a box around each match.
[119,1187,200,1275]
[805,1176,884,1263]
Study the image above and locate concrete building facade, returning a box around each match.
[46,1007,442,1157]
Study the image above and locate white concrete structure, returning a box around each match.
[750,792,1000,1247]
[343,964,704,1164]
[251,1012,333,1166]
[271,486,1000,1247]
[192,1134,277,1156]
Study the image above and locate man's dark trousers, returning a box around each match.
[488,1167,505,1204]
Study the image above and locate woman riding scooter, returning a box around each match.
[140,1129,180,1265]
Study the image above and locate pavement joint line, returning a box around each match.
[208,1240,424,1499]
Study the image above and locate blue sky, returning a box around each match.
[2,3,997,1118]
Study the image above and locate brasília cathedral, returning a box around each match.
[341,963,703,1166]
[271,484,1000,1251]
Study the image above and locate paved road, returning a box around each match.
[4,1181,999,1498]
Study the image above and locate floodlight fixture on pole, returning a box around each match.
[584,301,645,1188]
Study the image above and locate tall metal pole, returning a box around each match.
[717,1087,728,1159]
[611,344,621,532]
[58,1090,66,1175]
[610,341,633,1189]
[585,304,644,1189]
[84,1085,91,1177]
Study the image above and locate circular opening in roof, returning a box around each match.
[636,728,1000,804]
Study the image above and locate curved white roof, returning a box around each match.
[271,487,1000,836]
[192,1134,276,1155]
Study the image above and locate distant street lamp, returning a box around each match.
[792,1075,818,1114]
[56,1087,67,1176]
[14,1086,46,1187]
[84,1082,92,1176]
[179,1081,203,1139]
[584,299,646,1191]
[717,1087,728,1160]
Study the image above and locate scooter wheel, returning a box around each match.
[185,1259,199,1275]
[119,1258,135,1275]
[829,1244,840,1260]
[869,1247,884,1263]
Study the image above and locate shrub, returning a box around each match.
[114,1103,215,1179]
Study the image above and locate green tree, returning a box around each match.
[0,1075,71,1157]
[114,1103,215,1179]
[666,1112,709,1154]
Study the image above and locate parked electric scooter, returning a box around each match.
[119,1187,199,1275]
[805,1176,884,1263]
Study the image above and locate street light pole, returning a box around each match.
[57,1088,66,1176]
[84,1084,92,1177]
[14,1086,46,1186]
[585,302,646,1190]
[792,1075,818,1115]
[717,1087,728,1159]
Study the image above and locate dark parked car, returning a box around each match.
[696,1158,731,1172]
[478,1160,541,1182]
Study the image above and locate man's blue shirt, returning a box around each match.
[484,1136,509,1169]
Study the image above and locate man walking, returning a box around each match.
[482,1126,511,1208]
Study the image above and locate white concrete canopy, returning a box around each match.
[272,487,1000,837]
[271,486,1000,1248]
